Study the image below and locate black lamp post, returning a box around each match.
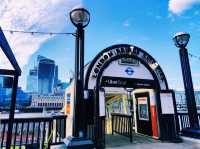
[173,32,199,129]
[126,88,134,115]
[70,8,90,137]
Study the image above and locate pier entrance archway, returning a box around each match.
[84,44,177,148]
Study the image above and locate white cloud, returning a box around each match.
[0,0,81,69]
[168,0,200,15]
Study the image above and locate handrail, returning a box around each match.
[176,113,200,132]
[111,113,133,142]
[0,114,67,148]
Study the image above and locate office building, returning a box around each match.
[26,67,38,93]
[26,55,59,94]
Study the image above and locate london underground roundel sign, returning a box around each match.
[125,67,134,76]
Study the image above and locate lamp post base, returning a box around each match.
[63,136,94,149]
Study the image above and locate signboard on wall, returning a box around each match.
[99,90,105,116]
[138,97,149,121]
[101,76,155,89]
[119,58,139,66]
[160,91,175,114]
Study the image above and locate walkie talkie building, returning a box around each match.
[27,55,58,94]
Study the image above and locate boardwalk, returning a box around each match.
[106,134,200,149]
[50,117,200,149]
[52,132,200,149]
[107,141,200,149]
[106,133,157,148]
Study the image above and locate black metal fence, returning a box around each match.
[0,115,67,149]
[111,113,133,142]
[176,113,200,132]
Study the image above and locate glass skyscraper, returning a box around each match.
[27,67,38,93]
[27,55,58,94]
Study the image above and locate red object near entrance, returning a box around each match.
[151,105,159,138]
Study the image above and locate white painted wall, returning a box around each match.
[103,61,153,79]
[87,60,154,89]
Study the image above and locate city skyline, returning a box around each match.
[0,0,200,90]
[1,2,200,148]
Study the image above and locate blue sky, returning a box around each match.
[1,0,200,90]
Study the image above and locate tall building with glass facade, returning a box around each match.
[38,55,55,94]
[26,55,58,94]
[26,67,38,93]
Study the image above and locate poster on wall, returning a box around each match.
[99,90,105,116]
[160,91,175,114]
[138,97,149,121]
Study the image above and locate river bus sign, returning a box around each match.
[91,45,167,90]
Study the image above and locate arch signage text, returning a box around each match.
[91,45,167,89]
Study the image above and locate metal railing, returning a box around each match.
[111,113,133,142]
[0,114,67,149]
[177,113,200,132]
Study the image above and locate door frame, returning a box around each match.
[135,92,153,136]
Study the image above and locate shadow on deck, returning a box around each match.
[106,133,159,148]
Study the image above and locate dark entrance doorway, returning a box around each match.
[100,76,157,148]
[135,92,153,136]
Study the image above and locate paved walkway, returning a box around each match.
[52,118,200,149]
[52,136,200,149]
[106,134,200,149]
[106,133,157,148]
[107,142,200,149]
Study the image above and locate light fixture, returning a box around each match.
[70,8,90,28]
[69,7,90,138]
[173,32,190,48]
